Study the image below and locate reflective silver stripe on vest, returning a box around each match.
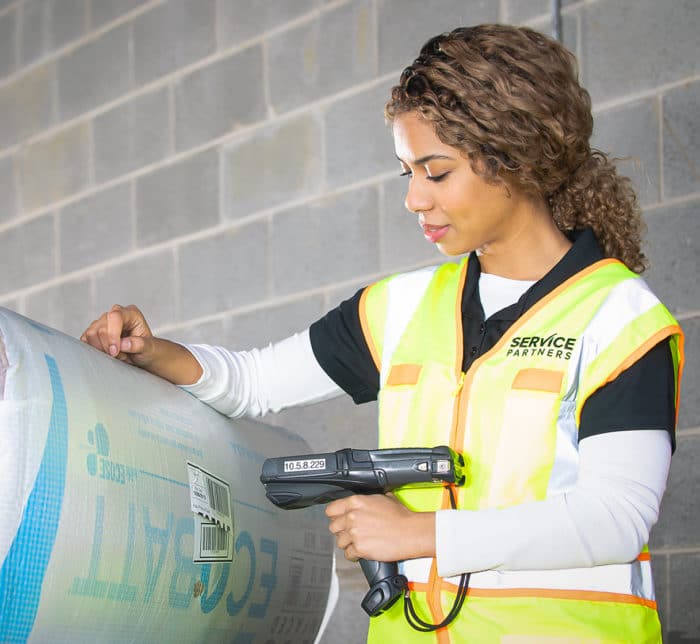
[400,557,655,601]
[547,276,662,497]
[380,266,437,387]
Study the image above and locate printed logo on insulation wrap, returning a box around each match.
[87,422,138,484]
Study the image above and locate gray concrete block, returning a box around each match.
[178,221,269,319]
[652,434,700,549]
[59,183,132,273]
[162,317,225,346]
[90,0,148,29]
[663,81,700,200]
[271,187,381,296]
[506,0,549,22]
[526,12,578,54]
[57,22,130,121]
[677,316,699,431]
[174,45,266,152]
[19,0,49,67]
[591,98,660,207]
[381,175,444,271]
[133,0,216,86]
[643,200,700,316]
[0,297,20,312]
[505,0,577,24]
[15,63,55,143]
[0,154,17,223]
[669,552,700,641]
[135,150,219,246]
[324,80,395,189]
[217,0,318,48]
[0,85,15,150]
[268,395,378,453]
[0,63,54,149]
[93,250,177,329]
[20,0,87,67]
[0,213,55,295]
[223,114,323,218]
[222,295,325,349]
[581,0,700,104]
[267,0,376,114]
[0,9,16,79]
[377,0,498,74]
[93,87,170,183]
[325,278,373,312]
[48,0,88,52]
[24,276,93,338]
[20,121,90,211]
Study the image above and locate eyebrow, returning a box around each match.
[396,153,455,165]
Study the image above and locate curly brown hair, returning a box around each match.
[385,24,646,273]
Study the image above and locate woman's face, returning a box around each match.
[393,111,525,257]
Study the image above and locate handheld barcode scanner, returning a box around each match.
[260,446,465,617]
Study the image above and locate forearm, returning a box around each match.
[180,329,343,417]
[435,430,671,577]
[144,337,203,385]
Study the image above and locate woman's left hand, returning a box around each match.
[325,493,435,562]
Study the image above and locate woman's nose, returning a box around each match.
[404,178,432,214]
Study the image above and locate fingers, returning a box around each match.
[105,307,125,356]
[325,496,354,519]
[80,304,151,359]
[326,496,375,561]
[325,494,432,562]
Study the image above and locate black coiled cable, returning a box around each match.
[403,485,470,632]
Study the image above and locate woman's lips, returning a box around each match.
[421,223,450,243]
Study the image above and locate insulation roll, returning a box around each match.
[0,307,335,643]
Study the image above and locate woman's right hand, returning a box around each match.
[80,304,203,385]
[80,304,156,368]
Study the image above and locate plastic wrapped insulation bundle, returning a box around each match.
[0,307,336,644]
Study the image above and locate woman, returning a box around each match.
[82,25,683,642]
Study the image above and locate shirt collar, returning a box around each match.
[463,228,606,322]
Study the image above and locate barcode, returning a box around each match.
[207,478,230,517]
[201,525,229,553]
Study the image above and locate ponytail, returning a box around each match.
[549,151,647,274]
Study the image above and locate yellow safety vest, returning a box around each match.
[359,257,684,644]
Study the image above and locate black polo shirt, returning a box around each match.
[309,229,676,446]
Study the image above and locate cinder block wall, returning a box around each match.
[0,0,697,641]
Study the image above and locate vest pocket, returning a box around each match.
[378,362,456,453]
[386,363,422,386]
[482,369,565,507]
[512,368,564,393]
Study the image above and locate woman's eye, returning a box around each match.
[428,172,449,183]
[399,170,412,178]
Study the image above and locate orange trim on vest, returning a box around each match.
[423,259,469,635]
[576,323,683,426]
[675,330,686,427]
[386,363,422,386]
[637,551,651,562]
[424,559,450,644]
[453,259,468,380]
[406,581,657,610]
[358,286,381,371]
[512,368,564,393]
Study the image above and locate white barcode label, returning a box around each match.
[193,515,233,562]
[186,462,232,531]
[283,458,326,473]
